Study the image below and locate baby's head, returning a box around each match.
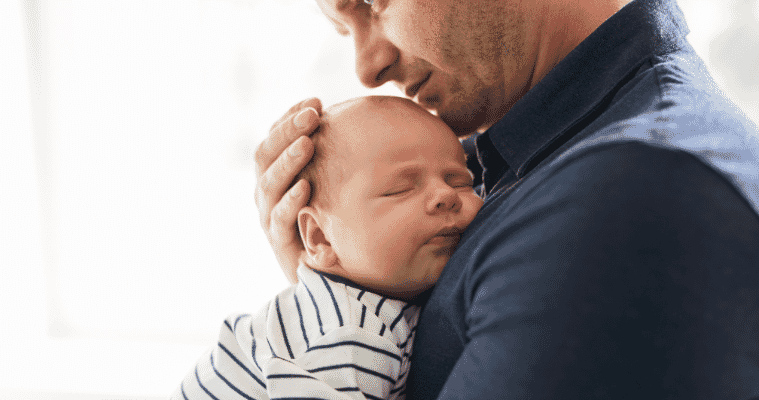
[295,96,483,299]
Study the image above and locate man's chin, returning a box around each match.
[416,95,491,135]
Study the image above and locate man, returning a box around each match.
[255,0,759,397]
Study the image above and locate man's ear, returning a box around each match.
[297,207,338,271]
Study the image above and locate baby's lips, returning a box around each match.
[426,233,461,247]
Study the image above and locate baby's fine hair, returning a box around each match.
[291,96,415,208]
[290,118,344,209]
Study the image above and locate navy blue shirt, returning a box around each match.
[407,0,759,399]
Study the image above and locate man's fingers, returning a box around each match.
[252,98,323,284]
[264,135,315,197]
[256,99,323,176]
[257,136,315,224]
[270,179,310,242]
[256,107,319,176]
[262,179,310,284]
[271,97,323,132]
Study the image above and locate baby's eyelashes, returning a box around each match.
[447,172,475,188]
[382,186,413,196]
[455,178,475,188]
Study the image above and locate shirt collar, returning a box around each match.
[478,0,690,195]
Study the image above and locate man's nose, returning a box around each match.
[354,27,398,88]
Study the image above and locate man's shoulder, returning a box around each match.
[450,139,759,316]
[473,140,759,252]
[547,49,759,213]
[588,45,757,142]
[472,45,759,256]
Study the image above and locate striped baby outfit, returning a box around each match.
[174,265,420,400]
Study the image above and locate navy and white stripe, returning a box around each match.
[173,265,420,400]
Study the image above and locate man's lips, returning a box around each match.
[405,71,432,99]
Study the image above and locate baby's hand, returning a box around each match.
[255,98,322,283]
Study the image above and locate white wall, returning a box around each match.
[0,0,757,398]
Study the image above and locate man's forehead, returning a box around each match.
[315,0,351,35]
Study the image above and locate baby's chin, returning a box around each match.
[396,273,444,301]
[366,277,437,301]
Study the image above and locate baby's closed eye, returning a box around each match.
[382,186,414,196]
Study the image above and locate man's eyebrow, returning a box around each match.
[336,0,352,11]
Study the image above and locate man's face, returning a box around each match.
[323,98,483,298]
[316,0,534,135]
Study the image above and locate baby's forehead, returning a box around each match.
[325,96,424,125]
[324,97,463,157]
[324,97,431,142]
[328,94,466,149]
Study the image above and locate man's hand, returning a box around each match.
[255,98,322,283]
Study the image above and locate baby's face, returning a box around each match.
[323,98,483,299]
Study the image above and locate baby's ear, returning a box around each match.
[297,207,338,271]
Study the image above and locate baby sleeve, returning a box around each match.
[260,267,419,400]
[172,266,419,400]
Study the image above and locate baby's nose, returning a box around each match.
[429,186,461,213]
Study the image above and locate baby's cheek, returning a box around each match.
[329,222,367,272]
[373,235,420,276]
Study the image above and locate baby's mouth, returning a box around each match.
[426,233,461,247]
[426,225,466,243]
[426,232,461,257]
[425,225,466,250]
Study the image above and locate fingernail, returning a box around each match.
[291,180,303,197]
[294,108,314,129]
[288,140,302,158]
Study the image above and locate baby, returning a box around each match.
[174,96,483,400]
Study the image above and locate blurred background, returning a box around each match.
[1,0,757,398]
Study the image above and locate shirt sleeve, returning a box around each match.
[261,268,414,400]
[431,143,759,399]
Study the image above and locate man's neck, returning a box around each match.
[527,0,634,91]
[475,0,634,134]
